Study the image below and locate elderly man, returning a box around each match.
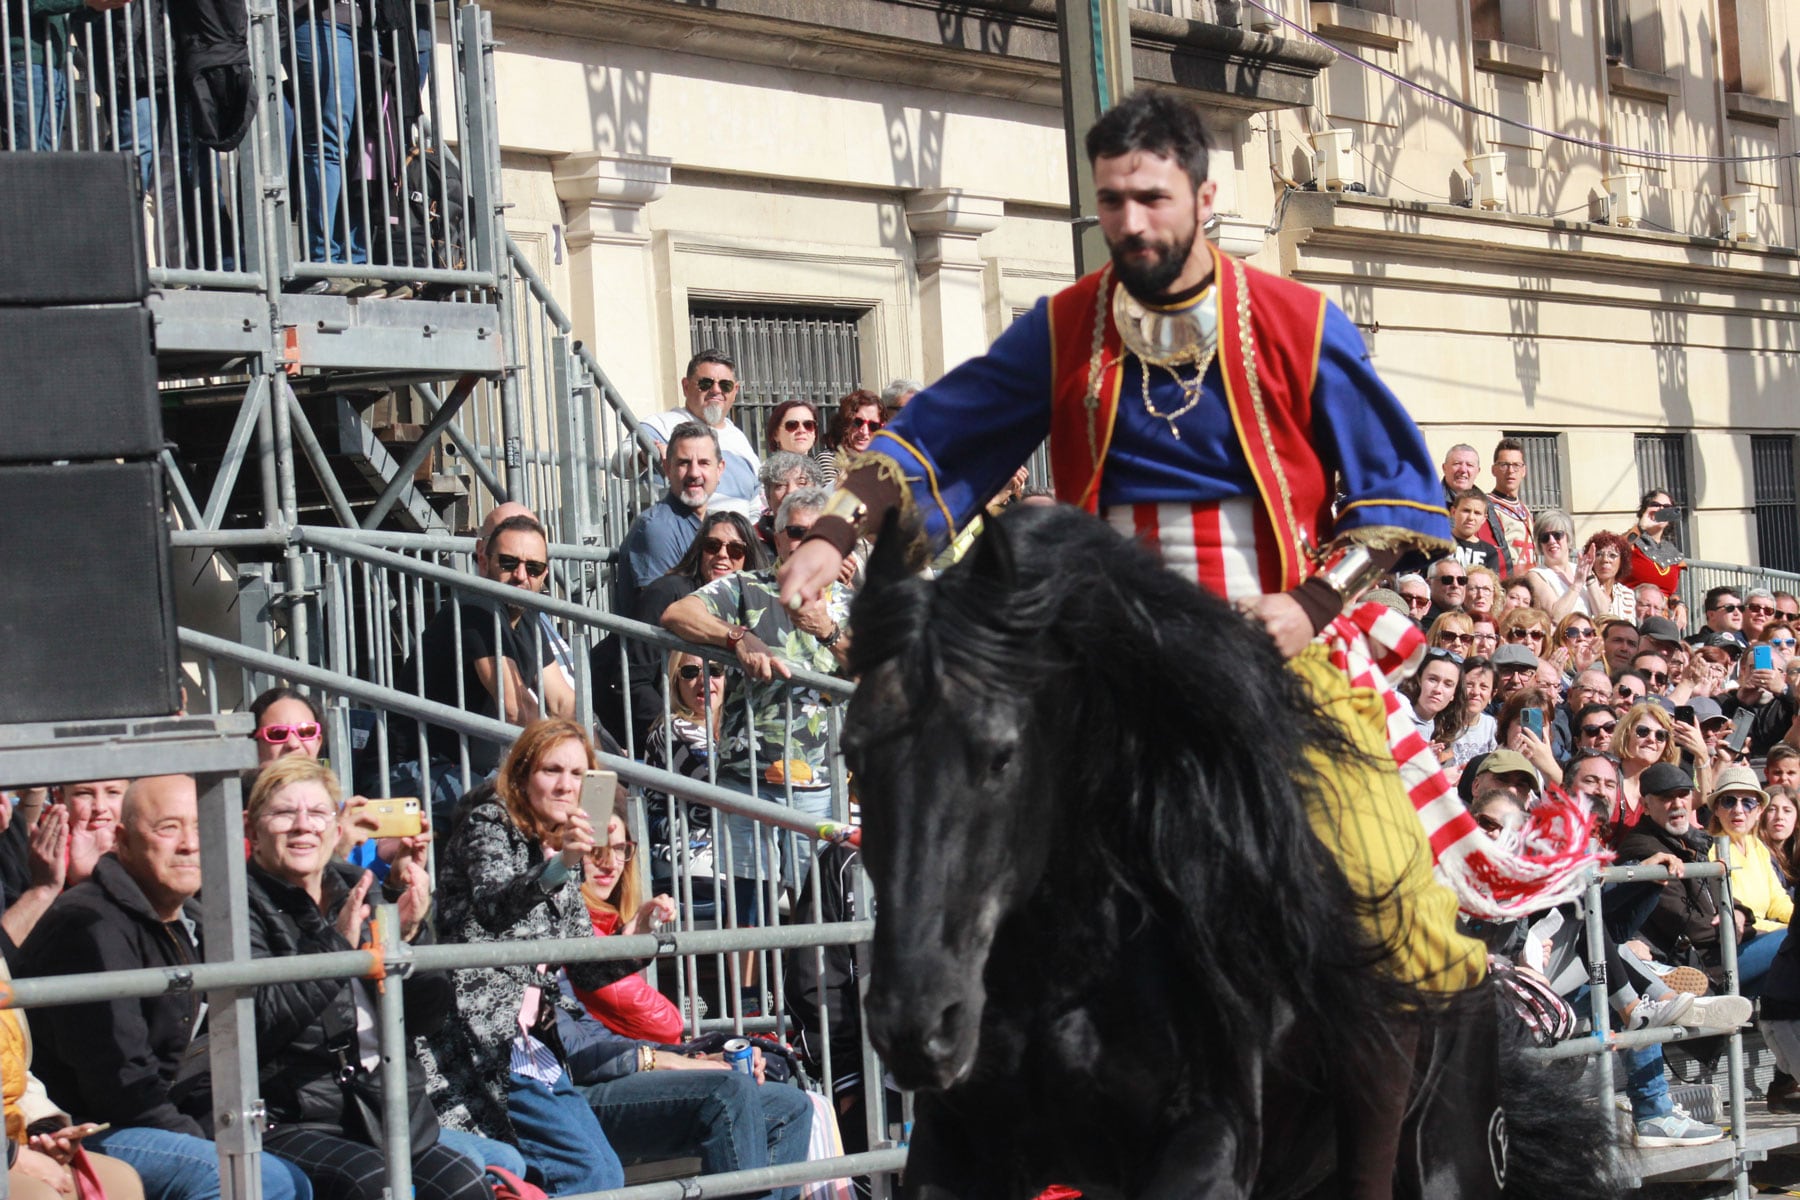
[21,776,312,1200]
[661,486,851,918]
[881,378,922,417]
[1424,558,1467,623]
[1394,573,1432,625]
[1634,583,1669,622]
[617,422,724,617]
[639,351,763,516]
[1440,444,1480,509]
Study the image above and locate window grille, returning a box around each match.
[1635,432,1693,555]
[1500,431,1564,511]
[688,304,865,452]
[1752,435,1800,572]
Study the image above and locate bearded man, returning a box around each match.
[782,90,1509,1200]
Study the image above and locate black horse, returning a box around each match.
[843,505,1619,1200]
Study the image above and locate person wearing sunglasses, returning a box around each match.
[1689,585,1748,650]
[1496,606,1551,657]
[1742,587,1780,644]
[1425,611,1474,657]
[1715,621,1800,761]
[1547,613,1600,683]
[638,651,731,905]
[1704,766,1790,996]
[1424,558,1467,621]
[251,687,327,766]
[637,351,766,517]
[1524,508,1592,622]
[763,398,822,461]
[817,389,886,484]
[1570,703,1620,757]
[1608,703,1680,832]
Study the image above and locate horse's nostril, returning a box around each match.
[924,1001,966,1063]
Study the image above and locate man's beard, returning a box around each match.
[1107,226,1196,301]
[702,402,726,426]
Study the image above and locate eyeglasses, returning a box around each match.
[1641,670,1669,684]
[1437,632,1473,646]
[692,376,736,395]
[850,417,884,432]
[1748,604,1777,616]
[1425,647,1464,664]
[1493,461,1525,471]
[699,537,746,561]
[1769,638,1797,649]
[1633,725,1669,743]
[782,418,817,433]
[1564,628,1596,641]
[1538,530,1568,543]
[1403,593,1431,608]
[1580,721,1618,738]
[783,525,813,542]
[262,805,338,832]
[593,840,637,864]
[254,722,321,745]
[1506,629,1546,642]
[495,554,549,579]
[1716,795,1764,812]
[678,663,728,682]
[1475,813,1519,834]
[1436,573,1467,585]
[1711,603,1744,614]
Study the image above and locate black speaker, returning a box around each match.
[0,153,149,305]
[0,307,161,462]
[0,461,181,724]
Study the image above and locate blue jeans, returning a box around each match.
[1624,1043,1672,1121]
[87,1125,313,1200]
[289,19,365,264]
[505,1071,624,1195]
[436,1127,528,1179]
[8,58,67,150]
[581,1070,813,1200]
[1739,927,1787,996]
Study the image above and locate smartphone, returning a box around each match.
[579,770,618,835]
[1522,708,1543,738]
[1728,710,1756,755]
[1674,705,1696,727]
[364,797,422,839]
[1756,644,1775,672]
[1652,506,1680,523]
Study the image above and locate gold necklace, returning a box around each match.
[1112,282,1219,440]
[1138,351,1217,440]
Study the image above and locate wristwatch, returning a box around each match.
[819,624,842,649]
[725,624,749,650]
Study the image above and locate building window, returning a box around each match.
[1605,0,1662,71]
[1471,0,1536,47]
[1635,432,1692,554]
[1752,435,1800,573]
[1718,0,1772,96]
[687,304,865,452]
[1500,430,1563,511]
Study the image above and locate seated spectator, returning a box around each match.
[1611,703,1678,831]
[1497,606,1551,659]
[1706,766,1789,996]
[763,399,821,464]
[1446,657,1498,770]
[1461,749,1540,808]
[1580,531,1635,621]
[418,719,635,1196]
[1548,613,1601,690]
[242,757,486,1200]
[817,390,885,484]
[1610,764,1735,994]
[661,487,851,927]
[400,512,573,823]
[1719,625,1797,758]
[1780,593,1800,622]
[1764,785,1799,892]
[1489,644,1539,709]
[616,423,725,619]
[1613,670,1650,717]
[252,688,325,765]
[0,796,65,962]
[1424,558,1467,623]
[1398,647,1462,742]
[1496,687,1561,787]
[1447,489,1500,572]
[637,353,763,516]
[1630,649,1673,701]
[1745,589,1781,644]
[1469,614,1499,659]
[593,510,766,750]
[1688,586,1748,650]
[1601,617,1642,675]
[1392,573,1431,624]
[1526,509,1589,620]
[1424,611,1473,658]
[57,779,125,887]
[1770,746,1800,793]
[1634,583,1669,622]
[1637,615,1685,663]
[1671,645,1734,704]
[20,775,313,1200]
[1566,748,1621,824]
[755,452,826,556]
[561,802,814,1195]
[1500,575,1535,613]
[642,651,727,903]
[1465,565,1499,623]
[1566,668,1614,726]
[1570,704,1621,761]
[881,378,921,419]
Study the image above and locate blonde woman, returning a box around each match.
[1609,703,1679,832]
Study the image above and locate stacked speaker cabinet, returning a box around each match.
[0,152,181,725]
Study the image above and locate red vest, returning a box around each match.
[1045,242,1333,591]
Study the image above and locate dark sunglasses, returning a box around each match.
[782,525,813,542]
[1564,628,1596,641]
[1538,530,1568,543]
[678,663,728,682]
[850,417,885,432]
[699,537,747,561]
[692,376,736,395]
[254,722,321,744]
[1436,573,1467,585]
[1633,725,1669,743]
[1712,602,1744,614]
[495,553,548,579]
[1425,647,1464,664]
[1580,721,1618,738]
[782,418,817,433]
[1506,629,1545,642]
[1437,632,1474,646]
[1716,795,1763,812]
[1747,604,1777,616]
[1640,670,1669,684]
[1475,813,1514,834]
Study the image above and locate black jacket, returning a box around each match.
[19,855,206,1135]
[1613,820,1724,965]
[246,858,451,1137]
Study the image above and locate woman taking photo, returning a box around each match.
[1526,509,1591,620]
[1608,703,1679,833]
[423,718,639,1196]
[1496,687,1562,788]
[243,756,486,1200]
[817,390,885,483]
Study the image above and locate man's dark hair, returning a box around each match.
[1493,436,1524,460]
[1573,703,1616,732]
[1705,585,1742,612]
[1084,91,1210,188]
[665,421,722,462]
[684,349,736,378]
[490,513,546,542]
[1566,747,1621,776]
[1615,668,1650,689]
[1452,486,1488,508]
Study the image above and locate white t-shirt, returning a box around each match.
[640,407,764,516]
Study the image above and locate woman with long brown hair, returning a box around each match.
[817,389,885,483]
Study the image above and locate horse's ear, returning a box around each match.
[963,509,1017,589]
[863,508,912,595]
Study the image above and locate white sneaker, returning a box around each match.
[1685,994,1753,1030]
[1629,993,1695,1031]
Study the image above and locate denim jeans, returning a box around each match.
[580,1070,813,1200]
[436,1127,528,1179]
[8,58,67,150]
[114,90,238,271]
[505,1071,624,1194]
[1738,927,1787,996]
[289,19,365,264]
[87,1125,313,1200]
[722,782,834,905]
[1623,1043,1672,1121]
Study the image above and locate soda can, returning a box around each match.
[723,1038,754,1075]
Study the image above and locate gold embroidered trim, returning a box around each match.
[1325,525,1456,557]
[1232,257,1310,569]
[1083,263,1114,475]
[857,449,933,566]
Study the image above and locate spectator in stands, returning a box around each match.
[58,779,126,888]
[1745,589,1780,644]
[241,757,486,1200]
[1461,749,1539,808]
[1571,703,1619,758]
[1490,644,1539,708]
[1637,615,1685,661]
[1464,565,1498,622]
[1426,611,1474,658]
[638,352,763,516]
[477,504,578,702]
[1770,746,1800,793]
[406,512,573,822]
[252,688,325,765]
[21,775,313,1200]
[561,801,814,1194]
[1671,646,1733,705]
[1524,509,1587,620]
[660,486,851,929]
[1718,628,1796,758]
[1611,704,1678,831]
[1397,647,1461,743]
[1469,615,1499,660]
[1453,657,1498,769]
[1485,438,1536,574]
[1498,607,1551,659]
[817,390,884,484]
[881,379,922,419]
[1447,489,1500,573]
[420,718,633,1196]
[0,792,65,959]
[755,452,825,555]
[1780,593,1800,622]
[1393,573,1431,624]
[1611,763,1727,967]
[1500,576,1535,614]
[1707,765,1789,995]
[1548,613,1600,685]
[6,0,132,151]
[1567,747,1620,820]
[1635,584,1669,622]
[1613,671,1649,716]
[1567,668,1614,723]
[1496,688,1561,787]
[617,423,725,619]
[1424,559,1466,622]
[1630,649,1672,700]
[1579,531,1635,621]
[641,652,727,901]
[287,0,370,270]
[762,399,821,462]
[1762,786,1799,890]
[1625,491,1684,597]
[1690,587,1747,649]
[1601,617,1641,675]
[1440,444,1480,507]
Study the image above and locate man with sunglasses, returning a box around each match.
[1630,651,1673,700]
[1424,558,1467,623]
[639,350,764,516]
[1686,586,1747,650]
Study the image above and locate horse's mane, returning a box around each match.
[851,505,1422,1116]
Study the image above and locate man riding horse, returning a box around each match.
[779,90,1496,1197]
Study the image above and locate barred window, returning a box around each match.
[688,304,865,452]
[1635,432,1693,555]
[1499,431,1564,511]
[1752,435,1800,573]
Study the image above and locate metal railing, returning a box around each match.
[1678,559,1800,624]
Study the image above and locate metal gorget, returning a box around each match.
[1111,280,1219,369]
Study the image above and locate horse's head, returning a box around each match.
[845,512,1068,1090]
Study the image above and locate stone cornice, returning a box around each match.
[483,0,1333,115]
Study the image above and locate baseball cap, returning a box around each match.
[1686,696,1726,726]
[1638,616,1682,644]
[1457,749,1540,804]
[1700,631,1745,653]
[1640,762,1695,796]
[1491,644,1538,670]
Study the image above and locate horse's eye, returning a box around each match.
[989,748,1013,777]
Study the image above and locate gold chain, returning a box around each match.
[1138,350,1217,441]
[1083,263,1113,472]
